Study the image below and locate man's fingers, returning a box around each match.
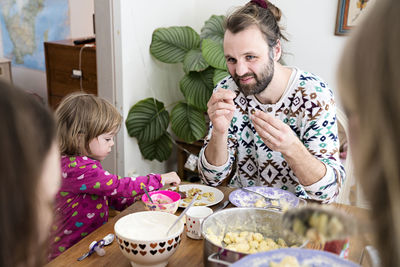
[215,101,235,111]
[209,108,232,119]
[208,89,236,106]
[253,110,284,131]
[252,115,281,140]
[208,101,235,116]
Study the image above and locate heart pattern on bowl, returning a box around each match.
[116,234,182,256]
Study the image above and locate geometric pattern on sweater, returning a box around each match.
[198,68,345,203]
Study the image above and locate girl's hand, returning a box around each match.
[161,172,181,186]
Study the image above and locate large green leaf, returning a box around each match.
[202,39,227,70]
[200,15,225,44]
[213,69,230,86]
[183,49,209,74]
[180,67,214,111]
[138,133,173,162]
[150,26,200,64]
[125,98,170,143]
[171,102,207,143]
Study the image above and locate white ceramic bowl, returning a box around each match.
[114,211,184,267]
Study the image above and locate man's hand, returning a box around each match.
[204,88,236,166]
[207,88,236,135]
[251,110,300,155]
[251,110,326,186]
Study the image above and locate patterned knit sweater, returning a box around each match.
[198,68,345,203]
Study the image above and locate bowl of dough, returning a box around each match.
[201,207,303,267]
[114,211,184,267]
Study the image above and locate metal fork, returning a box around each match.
[240,187,282,211]
[235,177,282,210]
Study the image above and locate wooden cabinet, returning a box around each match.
[0,58,12,83]
[44,39,97,109]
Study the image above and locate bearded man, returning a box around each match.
[198,0,345,203]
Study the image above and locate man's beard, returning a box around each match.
[233,59,274,97]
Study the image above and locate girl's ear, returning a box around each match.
[273,39,282,62]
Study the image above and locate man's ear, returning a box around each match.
[273,39,282,62]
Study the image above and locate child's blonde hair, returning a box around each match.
[55,92,122,156]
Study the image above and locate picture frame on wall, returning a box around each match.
[335,0,376,35]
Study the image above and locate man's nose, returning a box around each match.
[235,60,248,77]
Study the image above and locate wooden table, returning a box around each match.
[45,186,372,267]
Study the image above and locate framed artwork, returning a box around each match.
[335,0,376,35]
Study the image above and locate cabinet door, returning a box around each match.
[0,60,12,83]
[44,42,97,109]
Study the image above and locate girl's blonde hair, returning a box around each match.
[55,92,122,156]
[338,0,400,265]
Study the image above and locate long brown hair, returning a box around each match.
[338,0,400,265]
[55,92,122,156]
[0,81,56,266]
[225,0,288,50]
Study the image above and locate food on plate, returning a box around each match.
[206,228,292,254]
[254,198,267,208]
[253,198,290,211]
[230,187,298,211]
[169,186,187,199]
[194,202,207,206]
[170,186,215,207]
[269,256,301,267]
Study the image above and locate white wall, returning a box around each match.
[4,0,94,102]
[117,0,248,176]
[275,0,346,92]
[68,0,95,39]
[113,0,348,176]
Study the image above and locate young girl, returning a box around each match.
[48,92,180,260]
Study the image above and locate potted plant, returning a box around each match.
[125,15,229,161]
